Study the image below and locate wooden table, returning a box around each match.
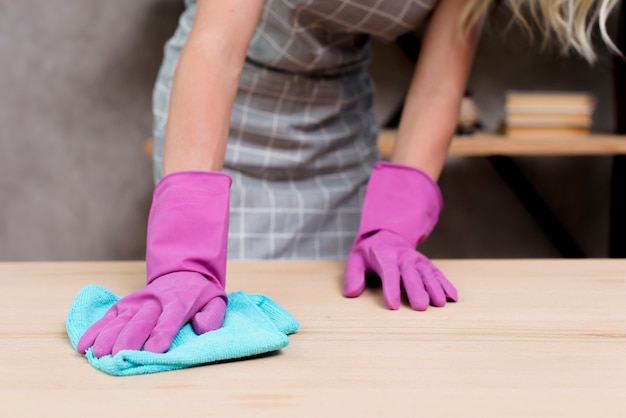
[1,260,625,417]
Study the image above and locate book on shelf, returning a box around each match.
[506,91,595,107]
[505,126,590,139]
[506,104,593,114]
[504,90,596,139]
[506,113,592,128]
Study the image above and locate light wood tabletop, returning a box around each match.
[1,260,625,417]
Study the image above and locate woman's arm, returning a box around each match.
[163,0,264,176]
[391,0,481,180]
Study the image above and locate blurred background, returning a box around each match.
[0,0,621,261]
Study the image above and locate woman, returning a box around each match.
[78,0,618,357]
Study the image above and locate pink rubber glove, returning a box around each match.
[344,161,458,310]
[77,171,231,357]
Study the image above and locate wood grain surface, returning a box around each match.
[1,260,625,417]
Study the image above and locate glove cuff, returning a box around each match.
[146,170,232,286]
[356,161,442,247]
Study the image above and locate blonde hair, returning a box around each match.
[461,0,620,62]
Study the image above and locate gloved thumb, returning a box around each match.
[191,296,227,334]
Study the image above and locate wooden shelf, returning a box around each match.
[378,129,626,157]
[143,131,626,159]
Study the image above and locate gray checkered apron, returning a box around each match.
[152,0,437,259]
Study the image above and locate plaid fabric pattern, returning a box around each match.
[152,0,436,260]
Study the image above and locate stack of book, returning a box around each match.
[504,91,596,139]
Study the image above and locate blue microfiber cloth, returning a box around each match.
[66,285,300,376]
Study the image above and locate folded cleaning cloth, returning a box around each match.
[66,285,300,376]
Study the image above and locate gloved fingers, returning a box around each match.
[431,266,458,302]
[111,300,161,356]
[343,251,368,298]
[90,308,139,358]
[417,260,447,307]
[191,296,227,334]
[77,307,119,354]
[399,259,429,311]
[370,249,402,310]
[143,303,189,354]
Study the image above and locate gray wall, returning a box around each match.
[1,0,184,260]
[1,1,619,261]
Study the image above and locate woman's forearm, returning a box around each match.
[163,42,239,174]
[163,0,263,176]
[391,0,481,181]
